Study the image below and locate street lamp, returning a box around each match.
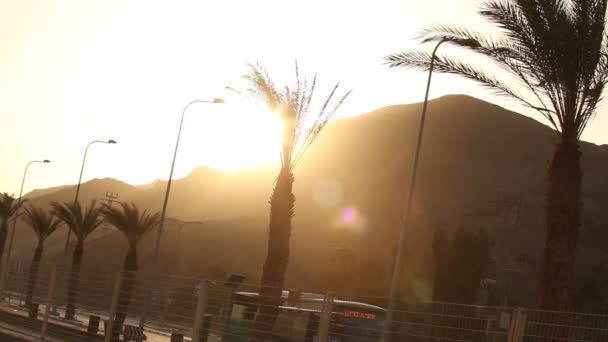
[63,139,117,259]
[384,37,479,339]
[4,159,51,265]
[137,99,223,331]
[153,98,224,266]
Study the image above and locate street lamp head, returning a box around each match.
[460,38,481,48]
[107,139,117,144]
[433,37,481,49]
[43,160,51,163]
[212,98,225,104]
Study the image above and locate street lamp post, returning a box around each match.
[137,99,223,331]
[4,159,51,266]
[383,38,449,339]
[152,98,224,267]
[63,139,116,259]
[383,37,480,339]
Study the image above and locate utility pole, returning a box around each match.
[98,192,120,232]
[100,192,120,207]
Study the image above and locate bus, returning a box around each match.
[231,291,385,342]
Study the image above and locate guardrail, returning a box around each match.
[0,261,606,341]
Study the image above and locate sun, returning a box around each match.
[179,103,284,173]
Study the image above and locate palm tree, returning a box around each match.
[239,62,350,339]
[0,193,19,264]
[100,202,160,340]
[51,200,103,320]
[385,0,608,309]
[22,206,59,306]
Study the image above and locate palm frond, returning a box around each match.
[387,50,520,98]
[51,200,103,241]
[0,193,19,221]
[23,206,60,243]
[240,62,351,171]
[387,0,608,138]
[51,202,79,236]
[293,87,352,168]
[419,25,506,50]
[101,202,160,245]
[82,201,104,236]
[244,63,282,112]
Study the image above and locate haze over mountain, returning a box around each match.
[11,95,608,305]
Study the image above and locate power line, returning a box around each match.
[100,192,120,207]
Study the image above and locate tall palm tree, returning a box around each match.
[385,0,608,309]
[100,202,159,341]
[0,193,19,264]
[239,62,350,339]
[22,206,59,306]
[51,200,103,320]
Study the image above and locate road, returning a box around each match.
[0,300,223,341]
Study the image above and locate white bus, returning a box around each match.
[232,291,386,342]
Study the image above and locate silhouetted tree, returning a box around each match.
[22,206,59,306]
[51,200,103,320]
[386,0,608,309]
[432,229,451,301]
[326,245,355,295]
[239,62,350,340]
[577,264,608,312]
[101,202,160,341]
[0,193,19,264]
[433,228,489,303]
[429,228,490,342]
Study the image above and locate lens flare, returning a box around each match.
[334,206,368,234]
[341,207,358,224]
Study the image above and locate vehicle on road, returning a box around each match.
[232,291,385,342]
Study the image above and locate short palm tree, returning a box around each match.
[51,200,103,320]
[22,206,59,306]
[101,202,160,340]
[385,0,608,309]
[0,193,19,264]
[239,62,350,339]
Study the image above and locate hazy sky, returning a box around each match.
[2,0,607,196]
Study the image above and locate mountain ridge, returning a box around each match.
[9,94,608,305]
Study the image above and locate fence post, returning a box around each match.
[508,308,527,342]
[49,264,61,316]
[0,260,8,299]
[40,265,57,341]
[192,280,208,342]
[105,272,123,342]
[103,271,112,309]
[138,270,159,331]
[18,260,24,306]
[518,308,528,341]
[318,292,334,342]
[221,290,236,340]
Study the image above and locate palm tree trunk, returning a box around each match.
[250,168,295,341]
[0,220,8,267]
[65,239,83,320]
[25,242,43,306]
[112,244,138,342]
[541,135,581,310]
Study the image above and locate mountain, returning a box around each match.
[11,95,608,306]
[22,184,72,200]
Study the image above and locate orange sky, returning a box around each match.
[1,0,607,196]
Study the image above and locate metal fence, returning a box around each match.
[0,261,606,341]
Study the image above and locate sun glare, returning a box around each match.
[180,103,284,173]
